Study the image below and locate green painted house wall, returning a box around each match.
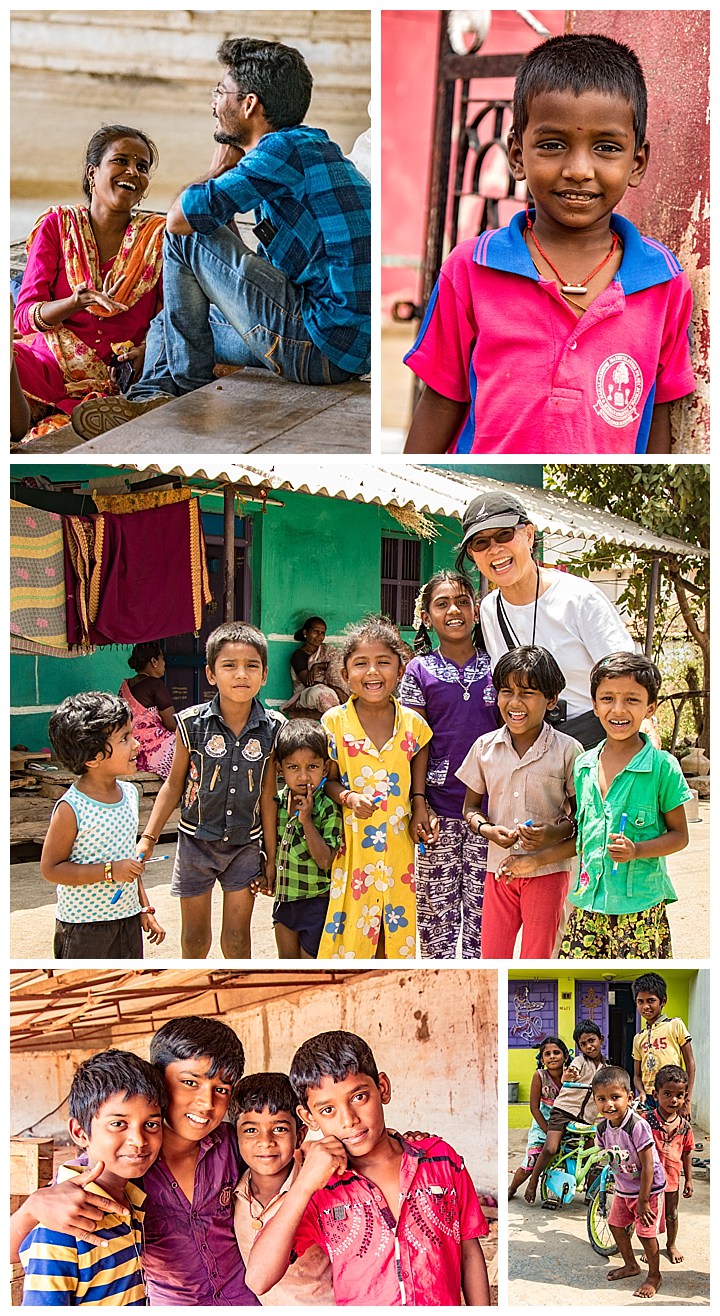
[507,968,694,1130]
[10,463,542,750]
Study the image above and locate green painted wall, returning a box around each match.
[507,969,694,1128]
[10,465,525,747]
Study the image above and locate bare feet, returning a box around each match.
[634,1274,662,1298]
[667,1244,684,1263]
[607,1263,642,1282]
[524,1182,537,1204]
[508,1187,516,1199]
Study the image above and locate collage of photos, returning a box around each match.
[8,5,711,1312]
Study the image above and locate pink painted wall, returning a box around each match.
[381,9,565,313]
[570,8,709,447]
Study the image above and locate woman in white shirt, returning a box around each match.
[457,490,635,748]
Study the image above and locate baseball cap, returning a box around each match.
[458,491,530,553]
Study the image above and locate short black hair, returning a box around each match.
[654,1064,688,1092]
[342,615,407,666]
[230,1072,301,1127]
[205,622,268,672]
[592,1064,632,1093]
[632,972,667,1003]
[128,641,163,672]
[82,124,158,203]
[48,691,131,775]
[69,1048,167,1136]
[573,1019,602,1043]
[492,646,566,701]
[289,1030,380,1107]
[217,37,313,129]
[590,652,661,702]
[275,719,329,765]
[150,1017,245,1086]
[512,33,648,150]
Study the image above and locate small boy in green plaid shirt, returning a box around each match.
[271,721,343,958]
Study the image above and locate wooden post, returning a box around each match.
[223,483,236,622]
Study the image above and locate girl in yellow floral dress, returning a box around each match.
[318,617,432,960]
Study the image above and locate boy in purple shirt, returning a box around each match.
[404,33,694,457]
[11,1017,259,1307]
[593,1064,666,1299]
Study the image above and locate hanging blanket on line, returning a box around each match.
[10,499,70,654]
[63,497,211,647]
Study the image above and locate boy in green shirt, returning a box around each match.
[561,653,691,958]
[266,721,342,959]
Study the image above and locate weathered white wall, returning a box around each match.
[10,970,497,1192]
[688,969,710,1133]
[10,9,370,233]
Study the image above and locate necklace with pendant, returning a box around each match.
[438,649,480,701]
[248,1178,266,1230]
[525,204,619,295]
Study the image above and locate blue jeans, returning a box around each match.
[130,227,353,399]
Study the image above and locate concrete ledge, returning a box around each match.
[67,369,370,454]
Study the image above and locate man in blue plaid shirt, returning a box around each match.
[72,37,371,437]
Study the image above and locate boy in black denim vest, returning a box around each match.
[140,622,284,958]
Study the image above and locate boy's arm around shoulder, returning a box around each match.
[245,1137,347,1295]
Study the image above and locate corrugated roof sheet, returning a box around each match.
[119,459,705,557]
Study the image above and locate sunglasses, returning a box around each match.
[467,525,524,555]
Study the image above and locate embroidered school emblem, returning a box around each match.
[242,738,263,761]
[593,353,643,427]
[219,1185,232,1208]
[205,734,227,758]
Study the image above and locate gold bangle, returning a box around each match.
[31,302,52,332]
[104,860,114,882]
[141,831,158,844]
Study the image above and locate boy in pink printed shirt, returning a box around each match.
[245,1030,490,1306]
[404,33,694,457]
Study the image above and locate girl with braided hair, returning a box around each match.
[399,571,497,957]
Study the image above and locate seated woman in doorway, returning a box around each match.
[119,642,176,779]
[12,124,164,441]
[282,616,347,718]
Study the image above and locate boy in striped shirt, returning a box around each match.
[20,1051,165,1306]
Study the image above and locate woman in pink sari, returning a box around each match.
[119,642,176,779]
[13,124,164,440]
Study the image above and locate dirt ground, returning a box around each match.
[10,802,708,960]
[10,843,278,961]
[507,1127,710,1306]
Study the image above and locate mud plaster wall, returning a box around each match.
[10,970,497,1192]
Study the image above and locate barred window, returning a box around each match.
[380,536,420,627]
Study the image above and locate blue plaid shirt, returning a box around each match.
[181,126,371,374]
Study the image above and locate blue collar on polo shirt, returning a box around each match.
[472,209,682,296]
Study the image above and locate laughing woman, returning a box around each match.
[13,125,164,440]
[458,490,636,749]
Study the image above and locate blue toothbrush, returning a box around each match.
[611,813,628,875]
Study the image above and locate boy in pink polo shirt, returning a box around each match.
[245,1030,491,1306]
[404,33,695,457]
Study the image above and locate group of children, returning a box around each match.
[40,579,691,961]
[14,1018,490,1306]
[403,32,696,456]
[509,973,695,1299]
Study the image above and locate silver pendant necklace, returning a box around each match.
[438,649,480,701]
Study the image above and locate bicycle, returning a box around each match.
[586,1154,636,1256]
[539,1120,611,1211]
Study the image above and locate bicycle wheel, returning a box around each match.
[586,1175,620,1256]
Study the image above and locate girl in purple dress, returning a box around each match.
[399,571,497,957]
